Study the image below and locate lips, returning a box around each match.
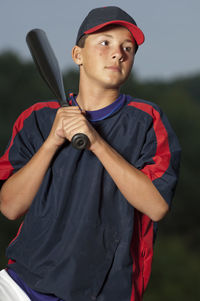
[105,66,121,72]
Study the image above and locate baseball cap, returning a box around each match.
[76,6,145,46]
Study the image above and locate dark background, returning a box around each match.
[0,52,199,300]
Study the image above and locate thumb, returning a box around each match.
[56,128,65,138]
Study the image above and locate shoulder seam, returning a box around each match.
[128,101,160,119]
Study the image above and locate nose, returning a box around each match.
[112,46,124,62]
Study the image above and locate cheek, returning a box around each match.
[126,56,134,69]
[94,46,108,57]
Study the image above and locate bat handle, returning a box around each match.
[61,103,90,150]
[71,133,90,150]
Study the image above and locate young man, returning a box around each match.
[0,6,181,301]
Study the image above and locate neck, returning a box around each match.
[76,81,120,111]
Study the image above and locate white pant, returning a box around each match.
[0,269,31,301]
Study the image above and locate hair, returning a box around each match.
[77,34,89,48]
[77,32,138,53]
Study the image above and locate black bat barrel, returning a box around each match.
[26,29,90,149]
[26,29,66,107]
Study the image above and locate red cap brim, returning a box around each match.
[84,20,145,45]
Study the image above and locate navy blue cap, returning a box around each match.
[76,6,145,46]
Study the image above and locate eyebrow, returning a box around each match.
[97,34,134,44]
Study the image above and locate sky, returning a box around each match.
[0,0,200,80]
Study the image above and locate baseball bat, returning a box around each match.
[26,28,90,150]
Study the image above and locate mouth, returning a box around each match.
[105,66,121,72]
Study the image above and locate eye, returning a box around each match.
[100,40,109,46]
[124,46,133,52]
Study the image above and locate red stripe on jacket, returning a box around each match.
[0,101,59,180]
[128,101,171,301]
[1,101,59,265]
[8,222,24,265]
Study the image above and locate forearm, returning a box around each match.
[91,138,169,222]
[0,141,58,220]
[0,106,76,220]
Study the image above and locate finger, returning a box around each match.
[62,119,90,140]
[62,113,87,126]
[57,111,86,120]
[62,118,88,135]
[65,126,89,141]
[58,106,82,114]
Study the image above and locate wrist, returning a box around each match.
[89,135,107,156]
[42,139,60,155]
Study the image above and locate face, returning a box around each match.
[72,26,136,90]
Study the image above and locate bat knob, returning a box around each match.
[71,133,90,150]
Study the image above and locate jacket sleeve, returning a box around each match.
[135,102,181,206]
[0,101,59,189]
[0,106,43,187]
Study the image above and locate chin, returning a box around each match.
[103,82,121,90]
[103,77,126,89]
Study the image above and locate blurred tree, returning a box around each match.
[0,51,55,152]
[144,236,200,300]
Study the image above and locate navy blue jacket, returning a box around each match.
[0,94,181,301]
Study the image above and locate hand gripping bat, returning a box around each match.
[26,28,90,150]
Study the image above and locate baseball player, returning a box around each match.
[0,6,181,301]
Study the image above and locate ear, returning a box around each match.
[72,46,83,66]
